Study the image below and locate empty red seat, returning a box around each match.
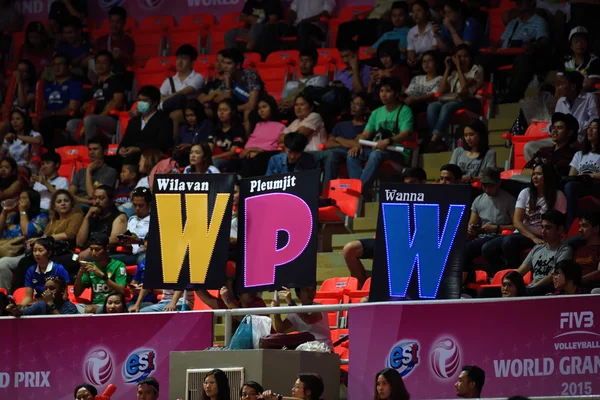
[319,179,362,225]
[314,296,341,328]
[12,287,27,304]
[68,285,92,304]
[315,277,359,302]
[177,14,216,31]
[139,15,175,33]
[338,6,373,22]
[142,56,176,74]
[135,72,166,91]
[131,32,166,60]
[263,50,300,68]
[317,48,340,65]
[346,277,371,302]
[168,31,201,55]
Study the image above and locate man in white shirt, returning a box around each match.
[115,187,151,265]
[32,152,69,211]
[279,48,328,114]
[160,44,205,136]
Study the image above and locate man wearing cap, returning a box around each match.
[564,26,600,93]
[73,232,127,314]
[555,70,599,141]
[463,167,516,287]
[523,112,579,177]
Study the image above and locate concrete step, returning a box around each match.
[489,131,506,147]
[422,151,453,170]
[317,252,351,269]
[496,103,520,120]
[488,117,514,133]
[332,232,375,250]
[364,202,379,218]
[353,217,377,232]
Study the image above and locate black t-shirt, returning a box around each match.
[242,0,281,23]
[93,74,125,116]
[202,78,222,96]
[213,124,245,152]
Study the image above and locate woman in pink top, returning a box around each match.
[240,96,286,177]
[278,94,327,152]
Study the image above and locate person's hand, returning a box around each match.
[163,303,177,312]
[461,175,472,183]
[444,56,452,71]
[443,17,453,30]
[370,68,380,82]
[480,224,497,234]
[348,145,362,158]
[88,159,104,172]
[349,54,360,71]
[128,304,140,313]
[224,73,232,89]
[451,54,461,70]
[6,303,21,314]
[118,146,129,157]
[432,22,441,35]
[532,237,545,245]
[18,197,30,213]
[281,286,292,304]
[239,148,251,158]
[129,282,141,295]
[85,262,103,276]
[112,48,121,59]
[404,96,414,106]
[119,232,140,245]
[467,224,477,236]
[86,206,100,219]
[41,289,54,304]
[219,286,231,302]
[25,238,35,249]
[375,139,390,150]
[258,391,279,400]
[271,295,279,307]
[4,133,15,142]
[12,70,20,81]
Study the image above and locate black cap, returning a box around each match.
[480,167,501,185]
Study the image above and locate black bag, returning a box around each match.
[302,86,352,133]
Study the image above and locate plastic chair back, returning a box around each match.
[139,15,175,33]
[338,6,373,22]
[12,287,27,304]
[321,179,362,218]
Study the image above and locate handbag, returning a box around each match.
[229,315,254,350]
[0,236,25,258]
[259,332,315,350]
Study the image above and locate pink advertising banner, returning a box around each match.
[18,0,373,24]
[0,311,213,400]
[349,296,600,399]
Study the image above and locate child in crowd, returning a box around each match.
[368,1,410,59]
[551,260,586,295]
[115,163,139,217]
[31,151,69,212]
[173,99,214,167]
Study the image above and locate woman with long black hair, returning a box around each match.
[450,118,496,182]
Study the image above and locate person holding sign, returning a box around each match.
[271,286,332,349]
[347,77,413,194]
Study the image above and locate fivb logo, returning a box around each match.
[560,312,594,329]
[381,203,465,298]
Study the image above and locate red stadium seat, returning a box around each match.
[68,285,92,304]
[263,50,300,68]
[346,277,371,303]
[135,72,166,91]
[319,179,362,228]
[126,265,137,277]
[57,160,79,184]
[12,287,27,304]
[177,14,216,31]
[168,31,201,55]
[338,6,373,22]
[196,54,217,70]
[243,53,262,69]
[358,46,375,60]
[317,48,340,65]
[108,144,118,156]
[331,328,349,372]
[139,15,175,33]
[142,56,176,74]
[217,12,243,30]
[131,32,166,60]
[314,296,341,328]
[0,288,6,295]
[315,277,359,303]
[503,120,550,170]
[55,146,83,163]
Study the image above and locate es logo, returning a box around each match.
[386,341,420,377]
[122,349,156,383]
[560,312,594,329]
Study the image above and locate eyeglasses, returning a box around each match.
[203,381,216,386]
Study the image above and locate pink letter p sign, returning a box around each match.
[237,170,320,292]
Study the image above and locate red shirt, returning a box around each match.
[574,244,600,278]
[94,33,136,70]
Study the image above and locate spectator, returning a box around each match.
[76,185,127,260]
[367,1,411,59]
[501,271,527,297]
[3,109,42,169]
[69,136,118,208]
[404,50,442,113]
[196,283,266,328]
[241,382,264,400]
[118,86,174,158]
[464,167,515,283]
[92,6,135,74]
[211,99,245,172]
[147,158,181,191]
[551,260,585,295]
[368,42,411,106]
[160,45,205,136]
[139,288,192,312]
[6,275,77,316]
[564,27,600,93]
[565,119,600,227]
[224,0,281,52]
[73,232,126,314]
[38,53,83,150]
[56,17,92,77]
[426,45,483,153]
[516,210,572,295]
[66,51,125,144]
[555,71,598,142]
[335,41,370,96]
[173,99,214,167]
[279,48,329,114]
[266,132,318,175]
[240,95,286,177]
[0,190,48,292]
[0,156,23,200]
[73,384,98,400]
[492,0,551,104]
[450,119,496,182]
[18,22,53,76]
[373,368,410,400]
[522,112,578,178]
[267,0,335,53]
[135,148,163,189]
[99,291,127,314]
[262,373,324,400]
[114,187,151,265]
[574,213,600,288]
[214,48,263,130]
[348,77,413,193]
[439,163,463,184]
[280,94,327,152]
[184,143,220,174]
[202,369,230,400]
[48,0,87,37]
[198,50,226,119]
[335,0,394,48]
[21,236,70,306]
[5,60,37,114]
[137,377,159,400]
[483,164,566,272]
[321,93,368,186]
[433,0,483,53]
[407,1,438,68]
[127,257,158,313]
[114,162,139,214]
[455,365,485,399]
[40,189,83,247]
[271,286,332,349]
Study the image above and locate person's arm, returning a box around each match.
[46,99,81,117]
[19,210,31,237]
[433,23,449,53]
[196,289,220,309]
[569,166,579,177]
[129,287,149,312]
[100,92,125,116]
[109,214,128,246]
[583,262,600,282]
[237,89,260,114]
[300,10,330,23]
[68,183,92,205]
[467,211,481,236]
[76,209,93,248]
[88,262,125,293]
[163,290,184,311]
[270,296,294,333]
[20,287,35,306]
[198,89,220,104]
[15,132,43,146]
[0,180,22,200]
[349,57,367,95]
[513,207,543,244]
[0,208,9,234]
[438,59,452,94]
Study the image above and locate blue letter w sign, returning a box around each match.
[382,203,466,298]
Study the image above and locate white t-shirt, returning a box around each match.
[516,188,567,237]
[281,75,329,99]
[448,64,484,95]
[283,112,327,151]
[127,214,150,254]
[135,176,149,189]
[183,165,220,174]
[569,151,600,174]
[160,70,205,99]
[286,306,332,349]
[407,23,437,57]
[405,75,442,98]
[161,289,195,309]
[3,130,42,167]
[33,176,69,210]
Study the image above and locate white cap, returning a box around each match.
[569,26,588,42]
